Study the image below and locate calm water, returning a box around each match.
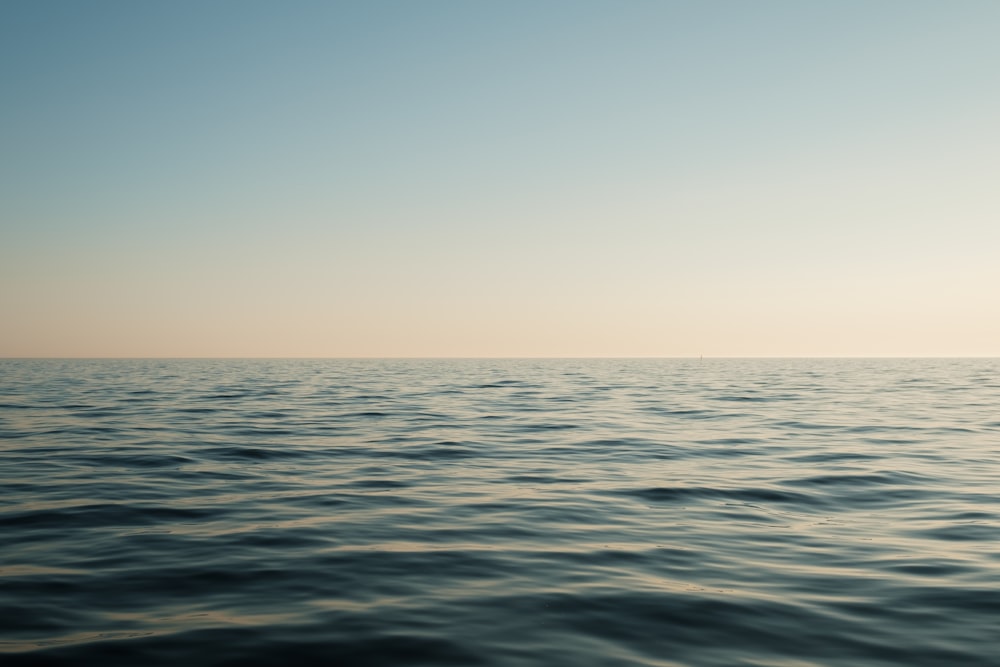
[1,358,998,666]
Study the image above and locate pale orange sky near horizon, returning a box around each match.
[2,1,999,358]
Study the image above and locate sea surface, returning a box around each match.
[1,358,998,666]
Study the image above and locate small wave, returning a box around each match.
[368,445,478,461]
[774,420,842,430]
[0,503,212,529]
[908,524,998,542]
[201,446,307,461]
[624,485,821,506]
[787,451,881,463]
[348,479,412,490]
[785,471,931,488]
[714,395,773,402]
[108,453,193,468]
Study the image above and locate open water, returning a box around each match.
[1,358,998,666]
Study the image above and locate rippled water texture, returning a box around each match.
[1,358,999,666]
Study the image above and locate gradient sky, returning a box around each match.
[2,0,998,357]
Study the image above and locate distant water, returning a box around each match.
[2,358,999,666]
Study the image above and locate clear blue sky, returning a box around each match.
[2,1,998,357]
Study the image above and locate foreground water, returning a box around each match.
[1,358,998,666]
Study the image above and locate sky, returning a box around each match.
[2,0,998,358]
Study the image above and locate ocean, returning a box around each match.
[1,358,998,666]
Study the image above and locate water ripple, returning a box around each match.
[1,358,998,666]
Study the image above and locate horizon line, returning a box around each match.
[2,356,997,361]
